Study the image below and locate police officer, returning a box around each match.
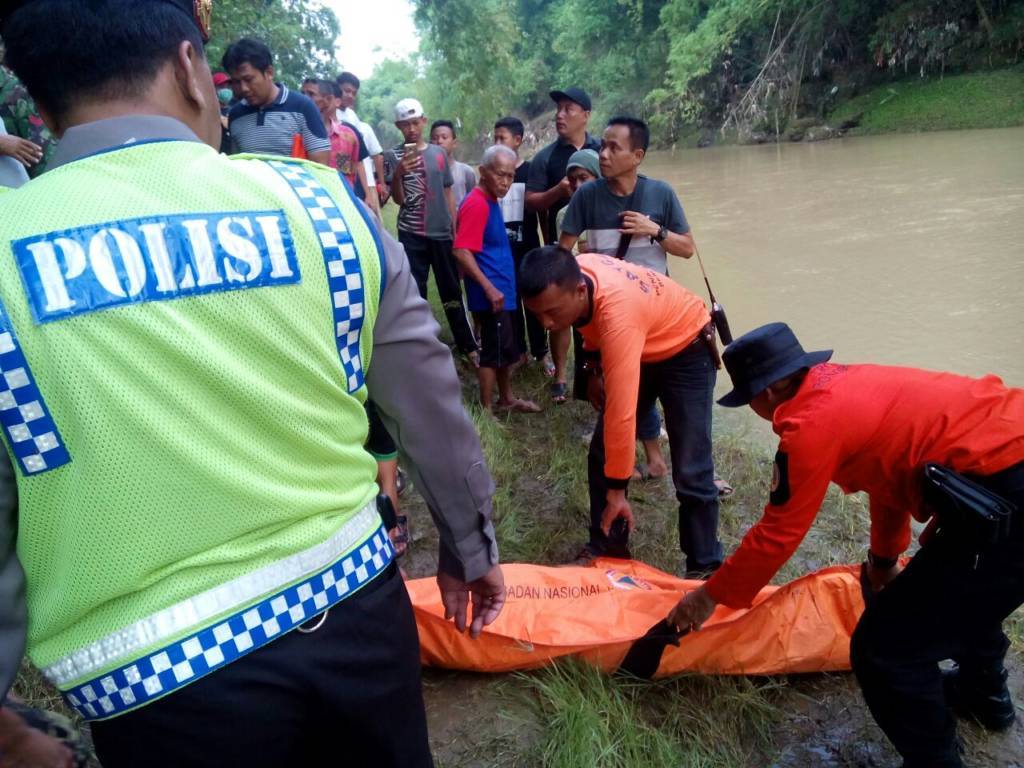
[0,2,505,766]
[669,322,1024,768]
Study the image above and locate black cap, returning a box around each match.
[718,322,832,407]
[550,87,592,112]
[0,0,211,40]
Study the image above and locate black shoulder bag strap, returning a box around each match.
[614,177,645,260]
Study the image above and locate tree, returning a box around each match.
[206,0,340,84]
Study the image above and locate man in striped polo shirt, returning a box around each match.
[222,37,329,164]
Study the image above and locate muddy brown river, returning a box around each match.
[650,128,1024,398]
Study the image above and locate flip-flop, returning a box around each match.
[497,398,542,414]
[550,381,568,404]
[632,463,670,482]
[542,354,556,378]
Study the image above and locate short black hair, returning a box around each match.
[518,246,582,299]
[222,38,273,74]
[337,71,360,90]
[1,0,204,124]
[319,79,341,99]
[430,119,456,138]
[494,116,524,138]
[607,116,650,153]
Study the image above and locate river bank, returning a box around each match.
[512,66,1024,155]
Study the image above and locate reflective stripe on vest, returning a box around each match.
[0,299,70,475]
[266,160,367,393]
[56,502,393,721]
[44,501,382,689]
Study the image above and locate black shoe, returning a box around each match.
[567,543,630,566]
[942,663,1017,731]
[684,563,721,581]
[567,545,601,567]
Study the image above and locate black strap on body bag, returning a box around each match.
[922,463,1015,549]
[615,618,690,679]
[613,177,646,260]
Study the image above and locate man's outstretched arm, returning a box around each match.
[365,223,504,635]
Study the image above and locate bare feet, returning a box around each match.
[496,398,542,413]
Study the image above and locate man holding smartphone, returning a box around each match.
[385,98,478,362]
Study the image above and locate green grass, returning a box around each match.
[830,65,1024,134]
[511,662,782,768]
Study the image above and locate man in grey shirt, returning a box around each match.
[385,99,478,358]
[559,116,694,273]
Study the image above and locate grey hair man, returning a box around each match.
[454,145,540,413]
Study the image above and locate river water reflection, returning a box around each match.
[646,128,1024,412]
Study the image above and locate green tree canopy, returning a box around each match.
[206,0,340,85]
[365,0,1022,148]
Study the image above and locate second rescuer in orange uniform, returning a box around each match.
[670,321,1024,768]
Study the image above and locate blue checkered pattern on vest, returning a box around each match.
[0,301,70,475]
[64,526,394,720]
[267,160,367,393]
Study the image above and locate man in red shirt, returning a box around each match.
[453,145,539,414]
[519,246,722,575]
[669,322,1024,768]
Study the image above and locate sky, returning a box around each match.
[325,0,421,79]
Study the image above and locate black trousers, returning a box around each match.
[850,461,1024,768]
[587,340,722,572]
[365,399,397,459]
[512,244,548,359]
[91,565,433,768]
[399,231,477,355]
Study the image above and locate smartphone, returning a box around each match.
[403,142,420,157]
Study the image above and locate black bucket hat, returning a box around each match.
[718,322,832,407]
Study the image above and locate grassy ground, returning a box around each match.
[10,206,1023,766]
[402,276,1024,766]
[406,353,1024,767]
[830,65,1024,134]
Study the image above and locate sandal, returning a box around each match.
[632,463,669,482]
[714,475,735,499]
[541,353,556,378]
[497,398,542,414]
[550,381,568,404]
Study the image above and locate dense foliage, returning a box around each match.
[360,0,1024,147]
[206,0,340,84]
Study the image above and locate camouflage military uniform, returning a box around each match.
[0,65,55,177]
[3,698,92,767]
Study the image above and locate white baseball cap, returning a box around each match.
[394,98,424,121]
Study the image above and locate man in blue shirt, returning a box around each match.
[222,38,329,165]
[454,145,540,414]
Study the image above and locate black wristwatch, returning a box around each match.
[867,551,898,569]
[654,225,669,243]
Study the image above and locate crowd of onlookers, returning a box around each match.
[2,33,733,564]
[207,36,737,555]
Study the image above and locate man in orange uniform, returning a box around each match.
[519,246,722,575]
[669,322,1024,768]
